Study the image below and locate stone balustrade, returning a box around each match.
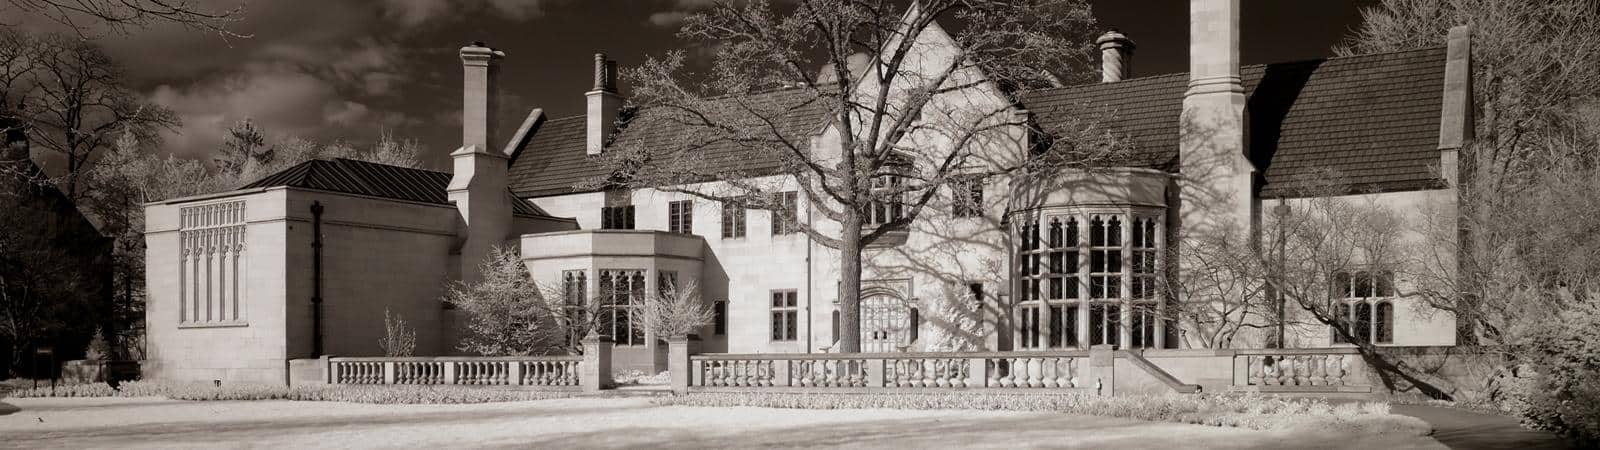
[686,351,1095,392]
[329,356,583,389]
[1230,348,1369,390]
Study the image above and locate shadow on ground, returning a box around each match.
[1389,404,1574,450]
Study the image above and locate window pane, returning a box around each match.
[1355,302,1373,343]
[1376,302,1393,343]
[714,301,727,335]
[1048,305,1064,347]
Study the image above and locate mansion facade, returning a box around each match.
[144,0,1465,383]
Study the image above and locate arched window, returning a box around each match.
[1375,301,1394,344]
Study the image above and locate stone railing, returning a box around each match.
[681,350,1100,393]
[321,335,615,392]
[329,356,584,389]
[1230,348,1370,392]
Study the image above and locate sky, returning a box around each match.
[16,0,1383,170]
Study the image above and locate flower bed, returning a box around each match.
[4,380,573,404]
[655,391,1430,436]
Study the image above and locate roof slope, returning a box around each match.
[507,87,833,197]
[508,47,1449,199]
[1021,46,1449,197]
[241,158,551,217]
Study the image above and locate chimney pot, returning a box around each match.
[587,52,622,155]
[1096,30,1136,82]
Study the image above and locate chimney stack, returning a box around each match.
[586,53,621,155]
[449,42,513,286]
[1177,0,1253,237]
[1096,30,1136,82]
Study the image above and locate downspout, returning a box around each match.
[310,201,325,358]
[805,196,814,353]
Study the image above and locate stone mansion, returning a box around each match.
[144,0,1466,384]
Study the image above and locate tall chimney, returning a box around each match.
[586,53,621,155]
[1097,30,1136,82]
[1437,26,1472,187]
[449,42,513,286]
[1178,0,1253,238]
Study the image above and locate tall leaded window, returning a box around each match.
[561,270,588,346]
[601,205,635,230]
[770,290,798,341]
[1013,209,1165,350]
[772,191,799,235]
[600,269,646,346]
[667,200,693,234]
[179,201,248,325]
[721,200,746,239]
[1331,270,1396,344]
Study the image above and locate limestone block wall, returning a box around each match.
[281,189,458,360]
[145,189,292,384]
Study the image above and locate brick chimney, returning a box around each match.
[449,42,513,286]
[1097,30,1136,82]
[586,53,621,155]
[1178,0,1253,238]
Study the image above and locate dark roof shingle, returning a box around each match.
[509,47,1450,199]
[1020,46,1449,197]
[241,158,551,217]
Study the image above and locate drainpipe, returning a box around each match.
[805,195,814,354]
[311,201,325,358]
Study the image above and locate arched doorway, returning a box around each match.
[861,289,912,353]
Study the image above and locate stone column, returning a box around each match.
[1090,344,1116,396]
[668,336,690,394]
[582,335,614,392]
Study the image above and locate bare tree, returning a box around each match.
[1,0,247,38]
[638,279,714,340]
[591,0,1112,352]
[1337,0,1600,344]
[1165,223,1281,349]
[445,246,610,356]
[4,32,177,199]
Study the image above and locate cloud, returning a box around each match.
[381,0,551,26]
[647,11,690,28]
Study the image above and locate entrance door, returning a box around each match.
[861,294,910,353]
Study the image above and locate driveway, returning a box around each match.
[0,396,1441,449]
[1389,404,1574,450]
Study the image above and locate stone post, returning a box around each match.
[866,359,886,387]
[582,335,614,392]
[968,358,989,387]
[668,336,690,394]
[508,360,524,386]
[321,355,332,384]
[1090,344,1116,397]
[383,361,396,385]
[1232,355,1249,387]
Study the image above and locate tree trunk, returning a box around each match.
[837,216,863,353]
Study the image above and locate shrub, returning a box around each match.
[654,392,1429,436]
[379,308,417,357]
[4,380,573,404]
[1520,301,1600,445]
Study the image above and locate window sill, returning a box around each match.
[178,321,249,329]
[864,229,909,248]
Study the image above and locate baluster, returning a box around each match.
[925,359,940,388]
[1309,356,1327,386]
[1294,356,1310,386]
[987,359,1001,387]
[1041,358,1059,388]
[1025,357,1042,388]
[997,359,1015,387]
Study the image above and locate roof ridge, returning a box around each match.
[1028,46,1447,95]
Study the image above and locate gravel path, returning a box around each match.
[0,396,1442,449]
[1388,404,1574,450]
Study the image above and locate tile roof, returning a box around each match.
[508,47,1449,199]
[1020,46,1449,197]
[241,158,551,217]
[507,87,832,197]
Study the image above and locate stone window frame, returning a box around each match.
[667,200,693,234]
[1330,270,1397,345]
[560,270,588,347]
[599,269,647,346]
[770,191,800,235]
[721,199,746,239]
[1011,207,1169,350]
[769,290,799,342]
[950,174,985,218]
[178,200,248,328]
[601,205,635,230]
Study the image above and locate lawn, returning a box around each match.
[0,396,1442,449]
